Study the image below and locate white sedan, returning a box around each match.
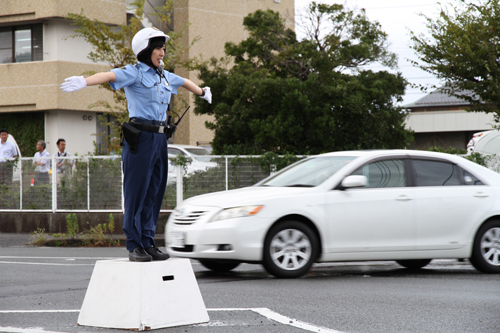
[165,150,500,278]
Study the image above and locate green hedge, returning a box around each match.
[0,112,44,157]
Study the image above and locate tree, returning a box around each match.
[410,0,500,123]
[193,2,412,155]
[66,0,195,154]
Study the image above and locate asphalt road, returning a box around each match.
[0,234,499,333]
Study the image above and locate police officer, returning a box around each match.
[61,27,212,262]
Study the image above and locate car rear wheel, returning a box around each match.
[395,259,432,270]
[469,220,500,273]
[198,259,240,272]
[263,221,318,278]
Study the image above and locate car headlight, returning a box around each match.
[209,205,264,222]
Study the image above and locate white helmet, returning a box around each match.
[131,27,170,57]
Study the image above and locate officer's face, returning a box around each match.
[0,132,7,143]
[151,46,165,68]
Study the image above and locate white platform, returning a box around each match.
[77,258,209,331]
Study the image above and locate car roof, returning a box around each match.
[318,149,452,159]
[169,144,207,150]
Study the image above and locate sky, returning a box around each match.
[294,0,458,106]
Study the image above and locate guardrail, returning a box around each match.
[0,155,275,213]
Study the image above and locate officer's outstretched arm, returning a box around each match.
[182,79,212,104]
[60,72,116,93]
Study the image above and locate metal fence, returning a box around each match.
[0,155,274,212]
[3,154,497,213]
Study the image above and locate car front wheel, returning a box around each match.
[263,221,319,278]
[395,259,432,270]
[470,220,500,273]
[198,259,240,272]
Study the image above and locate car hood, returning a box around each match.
[183,186,313,208]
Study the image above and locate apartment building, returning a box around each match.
[0,0,294,155]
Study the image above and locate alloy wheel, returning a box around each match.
[269,228,312,271]
[480,227,500,266]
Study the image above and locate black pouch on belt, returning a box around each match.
[121,122,141,154]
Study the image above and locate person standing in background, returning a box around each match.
[53,138,73,176]
[33,140,50,184]
[0,129,18,185]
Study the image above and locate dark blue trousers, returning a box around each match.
[122,130,168,252]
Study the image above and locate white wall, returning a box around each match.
[406,111,496,133]
[44,19,108,65]
[45,110,98,156]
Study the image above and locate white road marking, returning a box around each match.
[0,327,69,333]
[253,308,342,333]
[0,310,79,313]
[0,256,119,260]
[0,261,94,266]
[0,308,343,332]
[0,256,121,267]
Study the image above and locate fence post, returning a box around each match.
[176,164,183,207]
[87,158,90,212]
[19,158,23,210]
[52,157,57,213]
[225,156,228,191]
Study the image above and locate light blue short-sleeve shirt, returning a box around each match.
[110,62,185,121]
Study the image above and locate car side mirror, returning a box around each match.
[340,175,367,190]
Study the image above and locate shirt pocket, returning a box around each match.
[161,83,173,104]
[135,75,159,102]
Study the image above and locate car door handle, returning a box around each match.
[396,195,412,201]
[474,192,489,198]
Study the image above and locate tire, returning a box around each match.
[263,221,319,278]
[396,259,432,270]
[469,219,500,274]
[198,259,240,272]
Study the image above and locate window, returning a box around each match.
[461,168,484,186]
[412,159,462,186]
[0,24,43,64]
[351,159,406,188]
[168,148,182,157]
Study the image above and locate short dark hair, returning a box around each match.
[0,129,8,134]
[38,140,46,149]
[137,36,166,68]
[56,138,66,145]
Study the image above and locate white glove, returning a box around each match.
[60,76,87,92]
[200,87,212,104]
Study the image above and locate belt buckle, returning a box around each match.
[158,125,164,134]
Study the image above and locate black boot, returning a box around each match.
[129,247,152,262]
[145,245,170,261]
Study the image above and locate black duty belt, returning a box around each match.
[130,121,169,134]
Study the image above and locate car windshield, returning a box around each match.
[260,156,357,187]
[184,148,212,162]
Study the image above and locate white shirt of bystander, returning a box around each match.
[34,150,51,173]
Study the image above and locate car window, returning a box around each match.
[351,159,406,188]
[461,168,485,185]
[412,159,462,186]
[260,156,356,187]
[184,148,210,156]
[168,149,182,157]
